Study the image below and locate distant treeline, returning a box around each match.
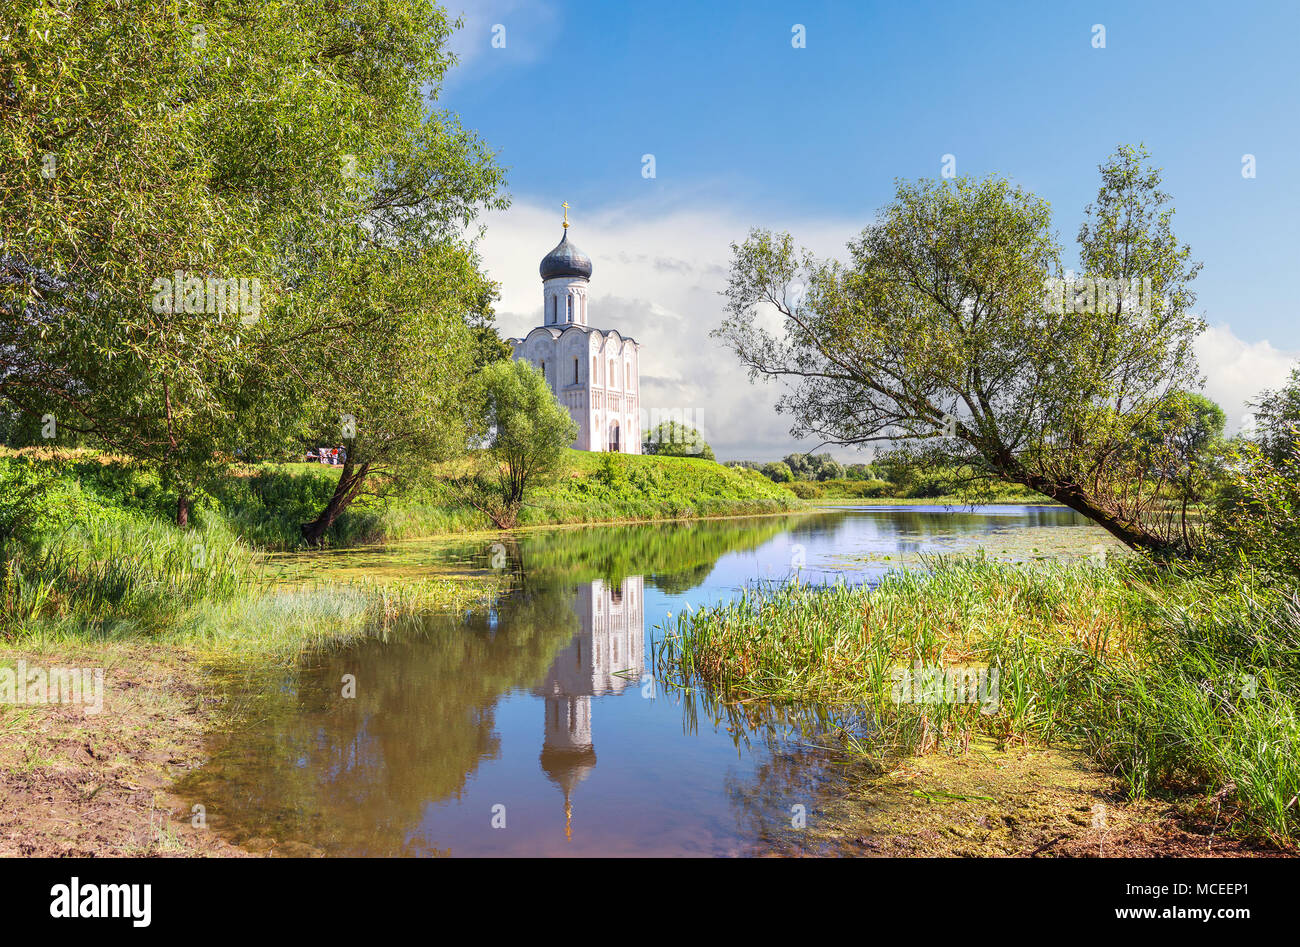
[727,453,880,483]
[724,453,1036,500]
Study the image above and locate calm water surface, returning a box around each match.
[184,505,1119,856]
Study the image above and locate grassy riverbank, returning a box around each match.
[656,557,1300,845]
[2,447,798,552]
[805,497,1066,508]
[1,443,798,643]
[781,477,1049,503]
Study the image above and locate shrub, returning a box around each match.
[1204,439,1300,582]
[761,461,793,482]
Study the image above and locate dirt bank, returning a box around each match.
[0,643,249,857]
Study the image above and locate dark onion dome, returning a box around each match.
[539,231,593,280]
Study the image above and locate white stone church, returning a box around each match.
[509,213,641,453]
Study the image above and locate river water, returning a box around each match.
[182,505,1118,856]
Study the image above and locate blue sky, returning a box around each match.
[444,0,1299,460]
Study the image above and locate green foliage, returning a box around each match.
[1,515,257,638]
[1,0,507,525]
[0,447,799,554]
[815,459,844,481]
[719,145,1206,556]
[837,478,894,498]
[521,450,796,528]
[642,420,715,460]
[776,452,845,482]
[1251,365,1300,466]
[1091,575,1300,840]
[597,451,627,487]
[761,461,793,482]
[1133,390,1227,493]
[466,360,578,527]
[0,451,183,540]
[1205,439,1300,582]
[0,457,84,540]
[284,242,497,485]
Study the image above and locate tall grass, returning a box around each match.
[656,557,1300,841]
[2,507,501,659]
[1091,580,1300,837]
[2,515,258,639]
[176,576,500,662]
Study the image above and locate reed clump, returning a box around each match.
[656,556,1300,842]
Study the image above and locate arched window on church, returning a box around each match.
[548,296,555,324]
[609,359,616,388]
[592,355,597,383]
[540,360,545,382]
[573,357,579,385]
[566,295,573,321]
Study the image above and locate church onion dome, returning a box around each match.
[539,231,593,281]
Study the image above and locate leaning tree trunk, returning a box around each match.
[1021,474,1185,558]
[301,459,371,546]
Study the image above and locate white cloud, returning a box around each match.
[475,199,1299,458]
[1195,324,1299,432]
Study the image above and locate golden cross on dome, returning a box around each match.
[562,201,570,229]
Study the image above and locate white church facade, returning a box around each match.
[509,210,641,453]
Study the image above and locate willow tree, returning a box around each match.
[1,0,505,527]
[286,240,501,545]
[719,146,1206,556]
[1,1,276,523]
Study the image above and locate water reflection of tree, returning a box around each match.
[506,515,801,592]
[723,742,866,857]
[667,685,884,856]
[181,585,577,856]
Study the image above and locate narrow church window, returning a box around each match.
[567,295,573,321]
[540,360,545,381]
[573,357,579,384]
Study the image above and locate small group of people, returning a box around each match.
[306,446,347,466]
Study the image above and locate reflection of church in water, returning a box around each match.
[534,577,645,840]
